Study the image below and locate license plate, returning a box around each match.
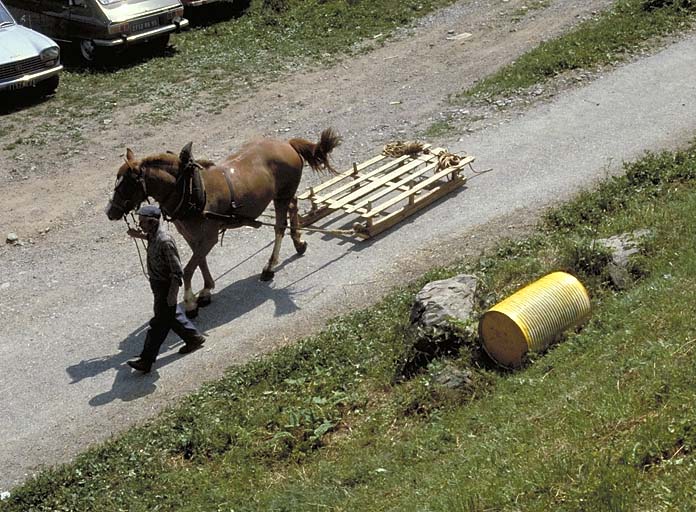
[130,18,159,32]
[8,80,34,91]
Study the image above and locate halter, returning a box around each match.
[107,168,149,219]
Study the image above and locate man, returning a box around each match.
[126,204,206,373]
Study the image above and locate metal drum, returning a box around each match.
[479,272,591,368]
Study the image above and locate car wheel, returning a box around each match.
[79,40,99,63]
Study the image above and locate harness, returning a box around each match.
[163,160,207,221]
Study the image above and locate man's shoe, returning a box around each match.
[179,335,205,355]
[127,358,152,373]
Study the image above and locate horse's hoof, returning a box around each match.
[185,308,199,319]
[295,241,308,255]
[260,269,275,282]
[197,295,212,308]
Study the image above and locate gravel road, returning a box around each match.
[1,0,695,491]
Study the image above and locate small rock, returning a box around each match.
[596,229,652,289]
[434,363,474,390]
[6,233,18,244]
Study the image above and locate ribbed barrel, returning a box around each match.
[479,272,591,368]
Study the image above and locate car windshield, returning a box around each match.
[0,4,15,26]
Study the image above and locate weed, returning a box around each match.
[460,0,696,101]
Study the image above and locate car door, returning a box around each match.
[35,0,70,41]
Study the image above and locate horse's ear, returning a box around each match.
[124,148,136,170]
[179,142,194,166]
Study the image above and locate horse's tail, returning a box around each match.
[289,128,342,174]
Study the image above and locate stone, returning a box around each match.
[410,274,478,329]
[6,233,18,244]
[433,363,474,389]
[596,229,651,289]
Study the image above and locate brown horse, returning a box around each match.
[106,128,341,317]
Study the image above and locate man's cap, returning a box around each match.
[137,205,161,219]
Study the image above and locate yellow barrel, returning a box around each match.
[479,272,591,368]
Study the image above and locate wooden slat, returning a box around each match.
[355,177,466,239]
[296,154,386,200]
[344,160,440,214]
[307,144,433,205]
[362,159,472,219]
[326,151,438,210]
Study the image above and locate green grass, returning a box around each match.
[3,136,696,509]
[462,0,696,101]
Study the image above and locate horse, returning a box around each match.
[106,128,342,317]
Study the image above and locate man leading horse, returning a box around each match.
[125,204,206,373]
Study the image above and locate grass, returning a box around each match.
[3,134,696,508]
[462,0,696,101]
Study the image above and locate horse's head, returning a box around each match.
[105,148,150,221]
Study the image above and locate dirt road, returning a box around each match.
[2,0,694,490]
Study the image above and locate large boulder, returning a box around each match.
[410,274,479,329]
[401,274,480,378]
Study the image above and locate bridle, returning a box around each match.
[107,167,149,219]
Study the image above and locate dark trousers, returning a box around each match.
[140,280,201,363]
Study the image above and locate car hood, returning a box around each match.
[100,0,182,23]
[0,24,56,63]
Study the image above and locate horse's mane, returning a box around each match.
[141,153,181,177]
[141,153,216,177]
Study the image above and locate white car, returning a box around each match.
[0,0,62,95]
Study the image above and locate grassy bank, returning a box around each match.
[462,0,696,101]
[3,138,696,509]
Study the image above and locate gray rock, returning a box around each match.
[596,229,651,289]
[433,363,474,390]
[6,233,18,244]
[410,274,478,329]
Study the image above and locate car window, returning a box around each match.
[0,4,15,25]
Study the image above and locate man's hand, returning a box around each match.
[127,228,146,239]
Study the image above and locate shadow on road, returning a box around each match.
[67,246,304,405]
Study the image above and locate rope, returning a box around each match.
[382,141,426,158]
[124,214,150,279]
[436,151,463,171]
[215,213,356,238]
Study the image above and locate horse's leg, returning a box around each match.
[261,199,290,281]
[183,253,201,317]
[184,233,218,317]
[196,257,215,308]
[288,197,307,255]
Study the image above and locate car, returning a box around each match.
[4,0,189,64]
[0,0,62,96]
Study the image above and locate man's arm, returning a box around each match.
[163,240,184,307]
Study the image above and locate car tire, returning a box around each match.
[79,39,100,64]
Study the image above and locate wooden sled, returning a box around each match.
[297,145,475,239]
